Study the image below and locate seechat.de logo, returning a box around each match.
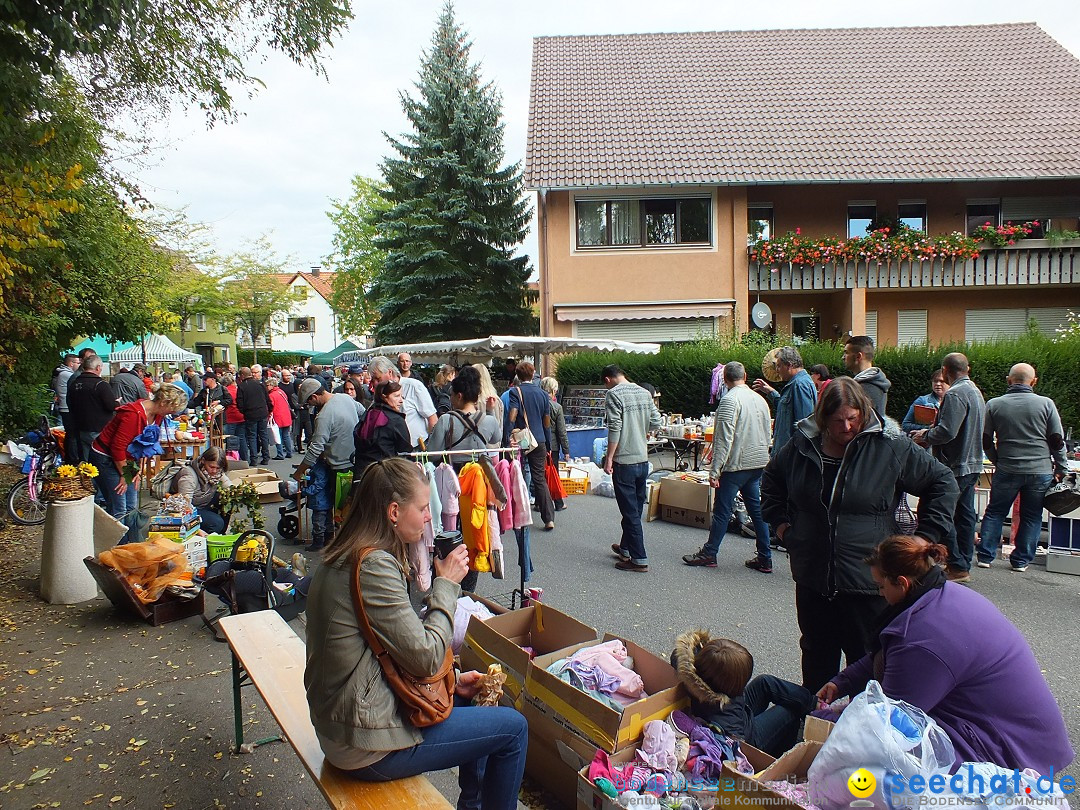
[848,768,877,806]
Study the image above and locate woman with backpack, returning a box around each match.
[352,380,412,477]
[425,367,501,467]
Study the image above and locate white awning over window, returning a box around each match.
[573,318,717,343]
[555,300,733,322]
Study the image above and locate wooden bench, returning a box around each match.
[218,611,452,809]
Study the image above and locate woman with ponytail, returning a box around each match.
[817,535,1072,774]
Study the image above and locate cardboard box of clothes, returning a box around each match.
[520,694,599,810]
[524,634,687,756]
[459,602,597,707]
[714,716,833,810]
[658,475,712,529]
[575,716,832,810]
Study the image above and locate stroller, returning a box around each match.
[276,479,307,541]
[200,530,308,639]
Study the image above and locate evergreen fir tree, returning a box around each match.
[371,2,532,344]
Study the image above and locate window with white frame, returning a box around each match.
[575,197,711,248]
[898,202,927,233]
[195,313,206,332]
[294,285,308,299]
[289,317,315,334]
[848,202,876,238]
[748,204,774,245]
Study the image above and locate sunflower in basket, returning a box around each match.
[42,462,100,502]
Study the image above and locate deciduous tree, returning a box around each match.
[221,237,302,364]
[325,176,389,340]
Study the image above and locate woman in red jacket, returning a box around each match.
[221,373,247,462]
[90,384,189,543]
[266,377,294,459]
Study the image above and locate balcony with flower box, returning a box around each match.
[748,226,1080,292]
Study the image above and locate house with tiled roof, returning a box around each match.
[527,23,1080,345]
[239,269,352,356]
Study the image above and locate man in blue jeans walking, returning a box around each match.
[603,365,662,573]
[977,363,1068,572]
[683,362,774,572]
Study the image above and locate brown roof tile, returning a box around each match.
[274,272,334,302]
[525,23,1080,188]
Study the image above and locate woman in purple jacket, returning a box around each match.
[818,535,1073,775]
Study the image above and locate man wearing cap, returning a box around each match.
[189,372,233,434]
[293,378,359,551]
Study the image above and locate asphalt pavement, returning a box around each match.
[1,455,1078,809]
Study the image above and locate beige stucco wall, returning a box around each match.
[538,188,750,334]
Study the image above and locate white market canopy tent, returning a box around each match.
[108,334,203,367]
[338,335,661,365]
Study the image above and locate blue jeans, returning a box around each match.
[275,426,294,458]
[90,449,140,543]
[978,472,1054,568]
[224,423,246,461]
[242,419,269,463]
[306,460,334,547]
[703,468,771,561]
[944,472,980,571]
[199,507,226,534]
[347,700,527,810]
[612,461,649,563]
[743,675,817,757]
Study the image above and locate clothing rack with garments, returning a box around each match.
[399,446,534,609]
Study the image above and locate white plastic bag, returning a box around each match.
[593,471,615,498]
[808,680,955,809]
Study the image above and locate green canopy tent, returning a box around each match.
[307,340,361,366]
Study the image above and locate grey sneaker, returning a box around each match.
[682,549,717,567]
[976,560,992,569]
[1010,563,1029,572]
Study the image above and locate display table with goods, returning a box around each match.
[560,385,609,460]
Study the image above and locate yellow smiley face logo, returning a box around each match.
[848,768,876,798]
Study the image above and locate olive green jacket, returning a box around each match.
[305,549,459,753]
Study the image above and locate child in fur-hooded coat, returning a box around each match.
[671,629,818,757]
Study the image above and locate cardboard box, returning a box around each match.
[525,634,687,754]
[645,480,661,522]
[576,717,832,810]
[149,512,201,529]
[660,505,711,529]
[522,695,597,810]
[658,475,712,529]
[230,467,284,503]
[1046,551,1080,576]
[460,602,597,706]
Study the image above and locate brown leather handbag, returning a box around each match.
[350,548,455,727]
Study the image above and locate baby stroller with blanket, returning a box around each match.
[200,530,309,639]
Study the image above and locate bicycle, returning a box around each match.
[5,416,65,526]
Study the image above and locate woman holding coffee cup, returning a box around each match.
[305,458,527,808]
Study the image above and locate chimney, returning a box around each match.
[310,265,321,277]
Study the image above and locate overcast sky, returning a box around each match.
[119,0,1080,274]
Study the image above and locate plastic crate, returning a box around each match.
[560,476,588,495]
[206,533,241,562]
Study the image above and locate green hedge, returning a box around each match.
[236,349,309,368]
[555,331,1080,432]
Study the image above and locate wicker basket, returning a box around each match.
[40,476,97,502]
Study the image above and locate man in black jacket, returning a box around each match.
[111,364,149,404]
[66,355,117,464]
[235,367,271,465]
[189,373,234,435]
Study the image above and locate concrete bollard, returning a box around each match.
[40,495,99,604]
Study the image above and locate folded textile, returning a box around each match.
[636,719,678,773]
[569,660,622,695]
[546,659,626,712]
[569,640,645,698]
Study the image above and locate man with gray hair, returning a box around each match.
[751,346,818,457]
[977,363,1068,572]
[684,362,775,572]
[369,355,436,448]
[66,354,117,463]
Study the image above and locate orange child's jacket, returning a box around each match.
[458,463,491,572]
